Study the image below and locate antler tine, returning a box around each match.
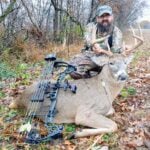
[92,35,110,45]
[130,25,137,45]
[126,24,144,53]
[137,23,143,39]
[106,38,111,52]
[92,35,113,56]
[123,41,126,50]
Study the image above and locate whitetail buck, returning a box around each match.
[9,25,143,138]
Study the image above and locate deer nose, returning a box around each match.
[118,73,128,81]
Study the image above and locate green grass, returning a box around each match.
[0,90,6,99]
[0,63,16,80]
[64,124,76,132]
[121,86,136,98]
[101,133,118,147]
[127,87,136,95]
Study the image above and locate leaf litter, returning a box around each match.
[0,49,149,150]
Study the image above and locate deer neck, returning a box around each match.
[98,65,125,100]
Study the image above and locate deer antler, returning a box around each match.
[124,24,144,54]
[92,35,110,45]
[92,35,113,56]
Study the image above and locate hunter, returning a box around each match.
[70,5,123,79]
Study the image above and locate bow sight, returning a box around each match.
[19,54,77,144]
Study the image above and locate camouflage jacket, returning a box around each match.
[84,22,123,53]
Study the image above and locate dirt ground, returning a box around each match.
[0,30,150,150]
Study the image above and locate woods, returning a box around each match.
[0,0,147,50]
[0,0,150,149]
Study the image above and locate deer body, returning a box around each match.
[11,55,127,138]
[53,64,124,123]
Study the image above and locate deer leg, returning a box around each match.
[9,81,38,109]
[72,107,117,138]
[9,96,26,109]
[106,107,115,116]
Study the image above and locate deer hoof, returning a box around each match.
[106,107,115,116]
[9,102,19,109]
[67,133,76,140]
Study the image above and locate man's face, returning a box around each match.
[96,13,114,27]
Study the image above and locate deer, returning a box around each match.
[9,25,143,138]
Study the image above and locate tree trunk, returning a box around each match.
[53,0,59,41]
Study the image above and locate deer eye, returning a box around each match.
[124,60,128,65]
[109,62,114,65]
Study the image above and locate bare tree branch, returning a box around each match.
[20,0,40,31]
[51,0,83,35]
[0,0,17,23]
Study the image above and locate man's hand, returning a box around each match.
[92,43,104,54]
[92,43,113,56]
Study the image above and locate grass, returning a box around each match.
[0,91,6,99]
[102,133,118,145]
[120,86,136,98]
[0,63,16,80]
[64,124,76,133]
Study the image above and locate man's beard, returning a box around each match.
[97,22,112,34]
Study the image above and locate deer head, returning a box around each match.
[92,54,131,82]
[91,24,144,82]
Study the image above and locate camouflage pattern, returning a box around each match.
[96,5,112,17]
[84,22,123,53]
[70,51,97,77]
[70,23,123,79]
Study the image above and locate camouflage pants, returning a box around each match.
[69,51,100,79]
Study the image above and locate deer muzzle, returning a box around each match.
[118,73,128,81]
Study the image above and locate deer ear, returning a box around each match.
[91,55,109,66]
[125,55,134,65]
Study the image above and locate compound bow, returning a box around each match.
[19,54,77,144]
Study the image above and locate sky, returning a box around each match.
[139,0,150,21]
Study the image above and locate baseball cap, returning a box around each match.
[96,5,112,17]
